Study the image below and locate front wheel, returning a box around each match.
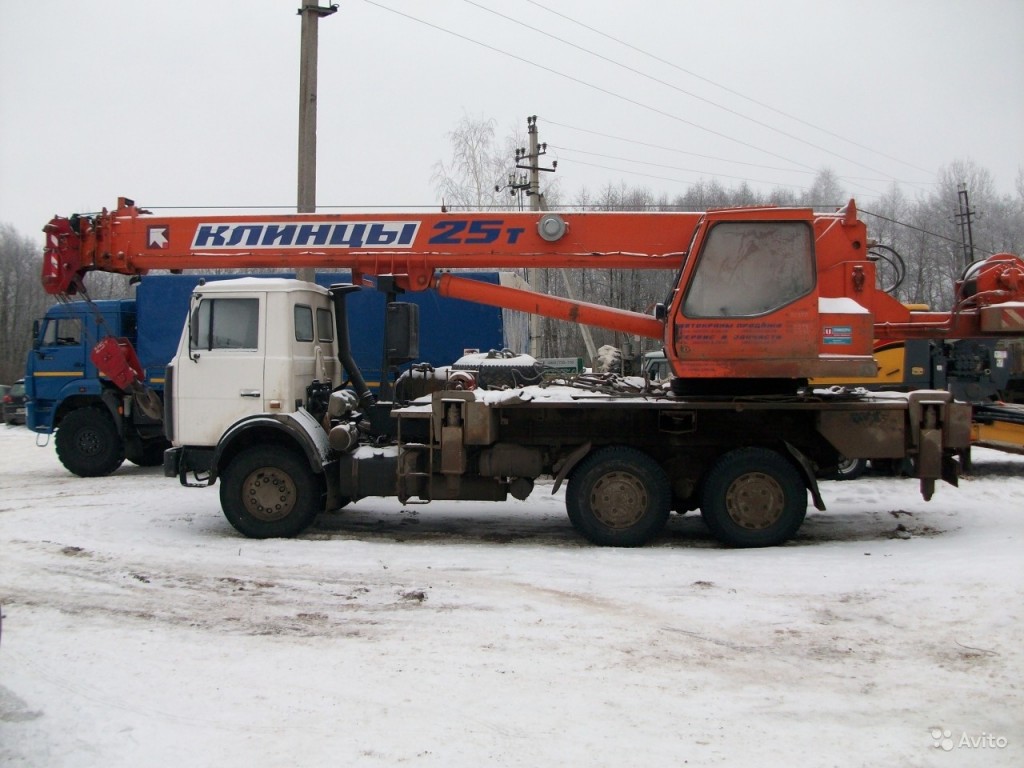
[565,446,671,547]
[220,446,324,538]
[55,407,126,477]
[700,447,807,548]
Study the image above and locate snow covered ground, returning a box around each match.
[1,424,1021,767]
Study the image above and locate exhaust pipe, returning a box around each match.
[328,284,375,409]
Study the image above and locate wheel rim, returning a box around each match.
[241,466,298,522]
[588,470,648,529]
[725,472,784,530]
[836,457,861,476]
[75,429,102,457]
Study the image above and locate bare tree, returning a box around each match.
[432,114,511,211]
[0,224,52,382]
[431,114,535,351]
[801,168,847,210]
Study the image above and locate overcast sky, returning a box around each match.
[1,0,1022,242]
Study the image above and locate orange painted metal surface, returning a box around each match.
[435,273,664,340]
[43,198,696,294]
[41,197,1024,382]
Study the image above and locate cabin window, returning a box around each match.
[683,221,814,317]
[316,308,334,342]
[42,318,83,346]
[294,305,315,343]
[193,298,259,350]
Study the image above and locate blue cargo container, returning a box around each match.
[27,273,506,476]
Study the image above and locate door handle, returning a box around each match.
[239,390,261,398]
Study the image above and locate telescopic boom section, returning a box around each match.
[42,197,695,296]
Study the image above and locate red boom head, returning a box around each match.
[41,215,84,295]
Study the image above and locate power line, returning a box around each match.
[362,0,873,187]
[564,156,809,192]
[543,119,935,188]
[860,208,998,257]
[466,0,913,183]
[524,0,935,177]
[542,119,813,175]
[551,146,814,190]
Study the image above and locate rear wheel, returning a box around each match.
[700,447,807,548]
[566,446,671,547]
[55,407,126,477]
[825,456,868,481]
[220,446,324,538]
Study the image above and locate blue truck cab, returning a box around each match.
[27,276,204,476]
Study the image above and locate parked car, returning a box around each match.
[3,379,26,425]
[0,384,9,424]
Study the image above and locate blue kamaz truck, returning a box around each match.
[27,272,508,476]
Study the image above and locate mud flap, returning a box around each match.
[552,442,592,494]
[783,441,826,511]
[942,455,960,489]
[918,427,942,501]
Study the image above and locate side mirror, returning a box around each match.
[385,302,420,363]
[188,301,202,360]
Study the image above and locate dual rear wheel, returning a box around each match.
[566,445,807,548]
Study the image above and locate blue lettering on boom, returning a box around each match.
[190,221,421,249]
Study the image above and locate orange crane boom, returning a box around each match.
[42,197,1024,382]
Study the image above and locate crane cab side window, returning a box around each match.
[683,221,814,317]
[192,298,259,350]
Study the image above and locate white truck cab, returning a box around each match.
[167,278,339,448]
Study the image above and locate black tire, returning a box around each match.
[824,456,868,481]
[700,447,807,548]
[565,446,671,547]
[126,438,171,467]
[219,446,324,539]
[55,407,126,477]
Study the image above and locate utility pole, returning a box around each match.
[296,1,338,282]
[514,117,598,364]
[955,183,976,270]
[516,116,557,357]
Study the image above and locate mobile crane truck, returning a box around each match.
[40,198,1024,547]
[26,272,509,477]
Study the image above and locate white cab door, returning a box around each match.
[173,291,266,446]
